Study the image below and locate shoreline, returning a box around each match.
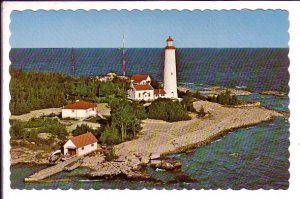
[12,113,282,184]
[161,116,277,156]
[11,116,279,167]
[11,98,285,182]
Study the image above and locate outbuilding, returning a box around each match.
[63,132,98,158]
[62,100,97,119]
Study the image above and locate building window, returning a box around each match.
[91,143,94,147]
[139,93,141,98]
[82,147,84,150]
[72,109,75,113]
[171,72,173,75]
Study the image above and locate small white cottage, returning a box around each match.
[62,100,97,119]
[63,132,98,157]
[128,84,155,101]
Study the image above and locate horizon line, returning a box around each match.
[11,47,289,49]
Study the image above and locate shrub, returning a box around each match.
[105,147,118,161]
[207,90,239,105]
[147,98,191,122]
[10,118,68,142]
[72,124,95,136]
[181,95,196,112]
[197,106,206,118]
[10,120,25,140]
[99,125,121,145]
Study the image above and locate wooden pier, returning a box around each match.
[24,156,82,182]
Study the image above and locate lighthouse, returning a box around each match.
[164,36,178,98]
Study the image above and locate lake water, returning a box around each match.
[10,48,289,92]
[10,48,289,189]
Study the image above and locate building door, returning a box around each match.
[68,149,76,156]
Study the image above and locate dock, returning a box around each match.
[24,156,82,182]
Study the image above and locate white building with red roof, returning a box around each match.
[62,100,97,119]
[128,75,167,101]
[63,132,98,158]
[154,88,166,98]
[128,83,155,101]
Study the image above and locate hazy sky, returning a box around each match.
[10,10,288,48]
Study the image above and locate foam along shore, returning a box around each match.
[114,100,282,159]
[177,86,252,96]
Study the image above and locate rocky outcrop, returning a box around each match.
[260,90,286,97]
[150,159,182,171]
[11,147,50,165]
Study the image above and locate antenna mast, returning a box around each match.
[71,48,75,77]
[122,35,126,76]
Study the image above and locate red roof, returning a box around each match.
[133,84,154,91]
[70,132,98,148]
[167,36,173,41]
[63,100,97,110]
[131,74,149,83]
[154,89,166,95]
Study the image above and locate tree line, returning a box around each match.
[10,69,130,115]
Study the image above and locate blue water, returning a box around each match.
[10,48,289,92]
[10,48,289,189]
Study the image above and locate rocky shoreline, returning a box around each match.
[11,98,284,183]
[260,90,287,97]
[177,86,252,96]
[10,146,50,165]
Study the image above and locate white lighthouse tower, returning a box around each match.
[164,36,178,98]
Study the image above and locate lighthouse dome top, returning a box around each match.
[166,36,174,42]
[166,36,175,49]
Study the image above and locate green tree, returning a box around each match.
[181,95,196,112]
[10,120,25,140]
[147,98,191,122]
[100,125,121,145]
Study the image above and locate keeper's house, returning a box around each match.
[63,132,98,157]
[62,100,97,119]
[128,74,155,101]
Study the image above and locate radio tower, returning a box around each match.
[71,48,75,77]
[122,35,126,76]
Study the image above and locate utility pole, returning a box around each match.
[71,48,75,77]
[122,35,126,77]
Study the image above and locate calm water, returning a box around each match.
[10,48,289,92]
[10,48,289,189]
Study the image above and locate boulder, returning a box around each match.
[150,159,182,171]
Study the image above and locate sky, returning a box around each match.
[10,10,289,48]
